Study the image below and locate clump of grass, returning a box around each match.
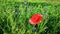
[0,1,60,34]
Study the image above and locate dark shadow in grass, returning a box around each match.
[0,29,4,34]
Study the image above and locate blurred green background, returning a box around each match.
[0,0,60,34]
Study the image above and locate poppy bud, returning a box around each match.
[29,14,43,25]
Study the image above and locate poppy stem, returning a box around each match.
[35,24,38,27]
[33,24,38,31]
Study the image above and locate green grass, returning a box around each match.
[0,0,60,34]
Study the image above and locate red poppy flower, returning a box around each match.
[29,14,43,25]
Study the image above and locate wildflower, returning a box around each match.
[29,14,43,25]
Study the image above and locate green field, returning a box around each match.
[0,0,60,34]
